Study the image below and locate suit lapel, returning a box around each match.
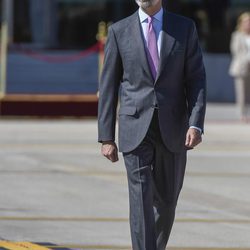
[155,10,176,83]
[131,11,154,81]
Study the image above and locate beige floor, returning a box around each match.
[0,104,249,250]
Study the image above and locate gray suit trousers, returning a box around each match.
[123,111,187,250]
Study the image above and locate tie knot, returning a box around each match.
[148,16,153,24]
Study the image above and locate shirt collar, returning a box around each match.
[138,7,163,23]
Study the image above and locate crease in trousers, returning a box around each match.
[123,110,187,250]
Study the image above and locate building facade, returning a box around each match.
[3,0,250,101]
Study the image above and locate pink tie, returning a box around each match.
[147,16,159,79]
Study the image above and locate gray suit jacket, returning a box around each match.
[98,10,206,153]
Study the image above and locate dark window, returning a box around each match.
[167,0,250,53]
[12,0,250,52]
[13,0,31,43]
[57,0,137,49]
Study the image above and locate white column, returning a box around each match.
[0,0,13,96]
[5,0,13,43]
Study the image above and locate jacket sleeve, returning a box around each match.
[230,32,240,56]
[98,26,123,143]
[184,21,207,133]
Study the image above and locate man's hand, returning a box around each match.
[185,128,202,149]
[101,141,119,163]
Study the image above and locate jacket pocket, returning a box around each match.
[118,106,137,116]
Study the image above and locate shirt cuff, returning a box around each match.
[190,126,202,134]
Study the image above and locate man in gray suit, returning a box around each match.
[98,0,206,249]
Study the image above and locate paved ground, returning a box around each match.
[0,103,250,250]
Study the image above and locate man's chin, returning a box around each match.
[136,0,153,8]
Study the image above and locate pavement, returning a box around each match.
[0,103,250,250]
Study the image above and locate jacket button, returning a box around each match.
[151,104,159,109]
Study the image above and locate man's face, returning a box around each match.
[135,0,161,9]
